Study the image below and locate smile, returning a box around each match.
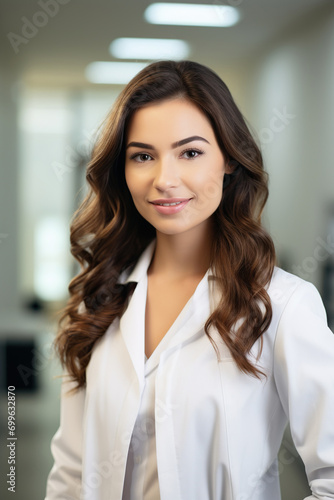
[150,199,191,215]
[156,201,183,206]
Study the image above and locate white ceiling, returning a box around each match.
[0,0,331,86]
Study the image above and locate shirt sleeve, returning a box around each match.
[44,375,85,500]
[273,280,334,499]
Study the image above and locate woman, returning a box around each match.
[45,60,334,500]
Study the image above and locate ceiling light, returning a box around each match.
[144,2,240,27]
[85,61,149,84]
[110,37,190,60]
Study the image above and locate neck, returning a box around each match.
[148,220,214,279]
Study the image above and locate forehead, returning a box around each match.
[126,98,214,141]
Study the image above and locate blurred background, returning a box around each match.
[0,0,334,498]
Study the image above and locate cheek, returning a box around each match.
[125,168,150,208]
[193,166,224,204]
[125,166,139,198]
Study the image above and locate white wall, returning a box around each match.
[0,51,20,315]
[222,3,334,289]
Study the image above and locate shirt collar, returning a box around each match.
[117,239,156,285]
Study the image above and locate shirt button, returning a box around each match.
[134,455,142,464]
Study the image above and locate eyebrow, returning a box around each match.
[126,135,210,150]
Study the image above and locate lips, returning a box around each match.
[150,198,192,206]
[149,198,192,215]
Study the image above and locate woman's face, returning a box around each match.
[125,98,227,236]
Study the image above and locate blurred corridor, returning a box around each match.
[1,0,334,498]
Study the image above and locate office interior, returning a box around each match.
[0,0,334,498]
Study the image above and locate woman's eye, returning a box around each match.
[131,153,153,163]
[181,149,204,159]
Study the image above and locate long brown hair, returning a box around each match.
[55,60,276,389]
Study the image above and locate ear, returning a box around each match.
[226,159,239,174]
[223,160,241,188]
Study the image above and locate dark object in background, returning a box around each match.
[23,295,45,312]
[0,339,38,392]
[322,260,334,331]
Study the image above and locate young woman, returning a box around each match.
[45,60,334,500]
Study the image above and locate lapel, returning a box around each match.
[118,240,156,391]
[118,239,157,285]
[118,239,218,387]
[157,270,217,359]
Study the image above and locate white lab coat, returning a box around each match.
[45,239,334,500]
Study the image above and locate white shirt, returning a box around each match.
[45,239,334,500]
[122,266,211,499]
[121,354,160,500]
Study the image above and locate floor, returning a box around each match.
[0,331,312,500]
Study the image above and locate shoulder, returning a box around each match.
[268,266,325,314]
[271,268,334,393]
[266,267,328,337]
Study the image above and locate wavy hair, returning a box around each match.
[55,60,276,389]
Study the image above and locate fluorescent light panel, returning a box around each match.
[110,37,190,60]
[85,61,149,84]
[144,2,240,27]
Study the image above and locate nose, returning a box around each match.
[152,157,180,191]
